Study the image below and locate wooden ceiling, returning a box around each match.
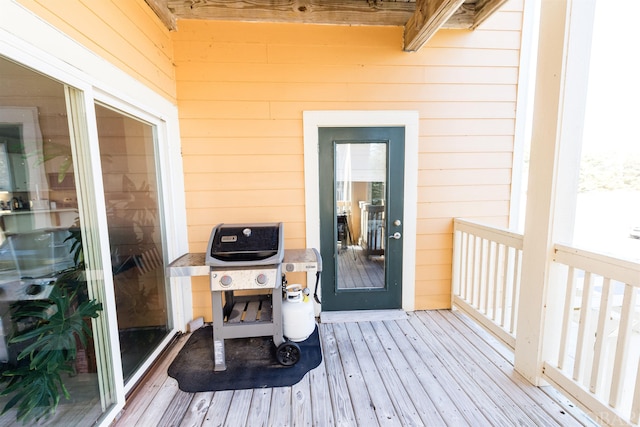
[145,0,508,51]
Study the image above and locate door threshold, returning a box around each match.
[320,309,407,324]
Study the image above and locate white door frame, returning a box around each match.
[303,111,419,312]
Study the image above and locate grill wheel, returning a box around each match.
[275,341,301,366]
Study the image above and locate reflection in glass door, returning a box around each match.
[335,142,387,290]
[95,105,169,383]
[0,57,110,425]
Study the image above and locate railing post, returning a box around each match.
[513,0,596,385]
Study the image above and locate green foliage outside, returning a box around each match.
[579,152,640,192]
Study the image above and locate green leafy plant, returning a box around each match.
[0,284,102,423]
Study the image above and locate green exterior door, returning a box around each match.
[319,127,405,311]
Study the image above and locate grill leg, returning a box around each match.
[211,291,226,371]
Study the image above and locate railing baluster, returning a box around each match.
[558,266,576,371]
[478,237,485,311]
[492,242,501,324]
[631,357,640,424]
[500,244,509,329]
[509,247,520,335]
[573,272,594,383]
[609,284,637,408]
[590,277,612,395]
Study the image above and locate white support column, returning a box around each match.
[514,0,596,385]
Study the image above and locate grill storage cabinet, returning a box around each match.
[360,203,385,256]
[167,224,321,371]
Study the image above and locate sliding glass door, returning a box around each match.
[94,104,170,383]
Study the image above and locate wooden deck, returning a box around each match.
[337,245,384,289]
[112,310,597,426]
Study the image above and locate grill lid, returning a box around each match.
[205,222,284,267]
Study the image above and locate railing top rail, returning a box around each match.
[453,218,524,250]
[553,243,640,287]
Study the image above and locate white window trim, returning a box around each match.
[303,110,418,312]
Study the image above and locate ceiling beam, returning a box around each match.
[403,0,466,52]
[166,0,416,26]
[471,0,509,29]
[145,0,177,30]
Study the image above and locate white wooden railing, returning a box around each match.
[544,245,640,425]
[452,218,523,351]
[452,218,640,426]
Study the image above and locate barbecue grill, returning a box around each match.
[204,222,304,371]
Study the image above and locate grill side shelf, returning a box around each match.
[166,252,208,277]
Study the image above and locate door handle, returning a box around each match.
[389,232,401,240]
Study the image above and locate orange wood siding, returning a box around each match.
[174,0,523,318]
[17,0,176,102]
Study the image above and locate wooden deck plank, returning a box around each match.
[268,387,292,426]
[179,391,214,427]
[415,311,545,425]
[109,311,595,427]
[445,310,597,427]
[362,321,445,426]
[114,333,188,426]
[224,389,253,427]
[308,362,335,426]
[427,310,584,427]
[395,317,492,425]
[381,319,466,423]
[290,372,313,426]
[343,322,403,426]
[331,322,383,425]
[318,323,358,425]
[245,388,271,427]
[203,390,233,426]
[408,312,529,426]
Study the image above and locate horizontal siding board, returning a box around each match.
[178,101,272,119]
[185,189,304,208]
[177,82,516,102]
[267,45,520,67]
[418,169,512,186]
[175,63,519,85]
[179,118,303,137]
[418,185,511,202]
[183,155,303,173]
[180,138,302,155]
[420,152,514,169]
[174,41,268,62]
[429,29,522,49]
[184,172,303,190]
[421,135,514,152]
[187,206,306,226]
[417,218,454,234]
[418,200,510,218]
[420,119,515,136]
[415,249,454,265]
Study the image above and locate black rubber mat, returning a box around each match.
[167,325,322,392]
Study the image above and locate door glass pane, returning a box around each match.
[0,57,109,424]
[335,142,386,290]
[95,104,169,383]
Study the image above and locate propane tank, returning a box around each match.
[282,284,316,342]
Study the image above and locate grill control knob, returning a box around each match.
[255,273,268,286]
[220,275,233,287]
